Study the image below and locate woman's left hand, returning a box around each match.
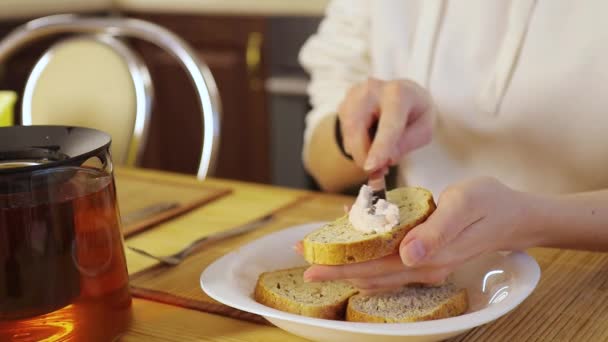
[300,177,541,294]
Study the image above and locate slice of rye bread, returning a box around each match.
[303,187,436,265]
[254,267,359,320]
[346,283,468,323]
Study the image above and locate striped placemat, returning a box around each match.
[128,194,353,324]
[115,169,231,237]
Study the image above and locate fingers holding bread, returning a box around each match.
[399,186,486,267]
[294,241,304,255]
[304,255,406,282]
[304,254,452,295]
[348,266,452,295]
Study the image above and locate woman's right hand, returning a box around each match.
[338,78,436,173]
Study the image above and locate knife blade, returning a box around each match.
[367,120,387,206]
[369,171,387,203]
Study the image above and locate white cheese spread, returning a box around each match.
[348,185,399,234]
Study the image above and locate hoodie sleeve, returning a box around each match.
[299,0,371,160]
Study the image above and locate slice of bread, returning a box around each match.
[303,187,435,265]
[346,283,468,323]
[254,267,358,320]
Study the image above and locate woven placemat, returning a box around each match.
[115,169,231,237]
[129,194,353,323]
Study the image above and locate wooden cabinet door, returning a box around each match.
[131,14,271,183]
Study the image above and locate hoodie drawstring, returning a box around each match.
[407,0,446,88]
[478,0,537,115]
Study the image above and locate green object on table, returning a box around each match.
[0,91,17,127]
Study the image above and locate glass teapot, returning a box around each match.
[0,125,132,341]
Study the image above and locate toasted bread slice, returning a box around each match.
[254,267,358,320]
[346,283,468,323]
[302,187,435,265]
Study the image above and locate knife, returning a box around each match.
[335,115,388,206]
[366,120,387,206]
[369,171,387,204]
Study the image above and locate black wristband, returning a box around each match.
[334,116,353,160]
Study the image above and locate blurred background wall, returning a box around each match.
[0,0,328,190]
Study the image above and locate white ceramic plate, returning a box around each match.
[201,222,541,342]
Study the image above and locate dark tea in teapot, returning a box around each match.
[0,126,132,341]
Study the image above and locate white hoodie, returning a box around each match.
[300,0,608,196]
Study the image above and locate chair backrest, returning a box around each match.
[22,34,152,166]
[0,14,221,179]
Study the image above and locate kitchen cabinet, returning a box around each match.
[128,13,271,183]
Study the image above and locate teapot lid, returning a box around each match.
[0,125,111,174]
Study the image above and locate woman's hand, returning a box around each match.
[338,78,435,172]
[301,177,541,293]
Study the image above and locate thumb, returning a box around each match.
[399,204,468,267]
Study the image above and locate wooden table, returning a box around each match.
[118,168,608,342]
